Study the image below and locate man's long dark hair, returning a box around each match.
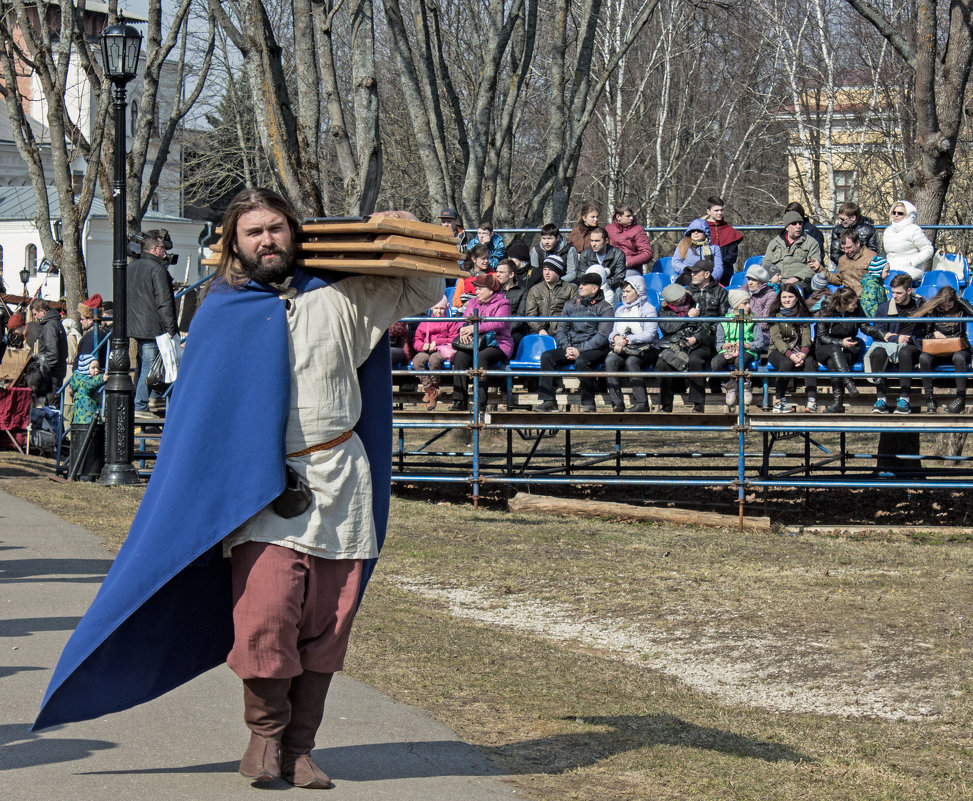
[213,188,300,288]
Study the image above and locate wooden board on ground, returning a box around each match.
[508,492,772,532]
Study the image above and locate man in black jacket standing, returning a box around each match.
[127,229,178,415]
[30,298,68,405]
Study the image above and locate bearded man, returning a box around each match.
[34,189,444,789]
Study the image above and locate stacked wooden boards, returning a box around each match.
[201,216,468,279]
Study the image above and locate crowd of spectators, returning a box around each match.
[407,197,971,414]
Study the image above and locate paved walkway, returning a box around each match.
[0,488,519,800]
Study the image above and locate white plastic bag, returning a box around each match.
[155,333,180,384]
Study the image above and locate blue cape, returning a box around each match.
[33,269,392,731]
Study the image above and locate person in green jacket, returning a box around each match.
[711,289,763,407]
[764,210,824,296]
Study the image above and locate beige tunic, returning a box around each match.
[224,272,444,560]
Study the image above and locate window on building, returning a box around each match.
[25,243,37,276]
[150,194,160,211]
[131,101,138,136]
[833,171,857,205]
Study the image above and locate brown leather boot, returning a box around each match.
[240,677,292,782]
[280,671,334,788]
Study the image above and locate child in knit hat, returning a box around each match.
[712,289,763,407]
[66,355,106,480]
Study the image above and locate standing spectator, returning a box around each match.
[464,222,505,269]
[605,275,658,412]
[785,202,826,261]
[745,264,776,348]
[438,207,474,248]
[30,298,68,406]
[127,229,178,415]
[524,254,578,336]
[670,219,724,285]
[815,288,865,413]
[450,274,512,411]
[914,286,973,413]
[883,200,934,281]
[829,202,880,266]
[712,289,762,408]
[412,295,460,411]
[529,223,578,285]
[763,210,823,295]
[75,295,109,369]
[863,273,923,415]
[568,203,601,253]
[703,196,743,280]
[577,227,626,303]
[828,228,876,298]
[767,284,818,413]
[605,204,652,277]
[67,355,106,480]
[533,272,613,413]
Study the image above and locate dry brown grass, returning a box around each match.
[2,450,971,800]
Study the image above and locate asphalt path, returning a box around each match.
[0,487,519,800]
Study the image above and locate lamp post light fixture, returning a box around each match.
[19,267,29,297]
[98,22,143,487]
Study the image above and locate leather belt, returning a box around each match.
[287,430,353,458]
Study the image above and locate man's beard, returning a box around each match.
[238,244,295,283]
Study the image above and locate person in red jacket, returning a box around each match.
[703,195,743,284]
[605,204,653,277]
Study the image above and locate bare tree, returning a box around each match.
[0,0,112,308]
[207,0,382,217]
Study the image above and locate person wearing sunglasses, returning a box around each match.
[882,200,934,282]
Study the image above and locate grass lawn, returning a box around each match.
[2,450,970,800]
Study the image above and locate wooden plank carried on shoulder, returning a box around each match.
[298,252,467,277]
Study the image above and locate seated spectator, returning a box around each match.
[862,273,922,415]
[533,272,613,412]
[605,204,652,277]
[656,283,702,413]
[67,355,106,481]
[767,284,818,413]
[860,253,890,317]
[504,241,532,285]
[764,210,823,295]
[815,288,865,413]
[464,222,506,269]
[606,275,658,412]
[686,259,730,411]
[712,289,763,408]
[703,196,743,281]
[577,227,626,303]
[806,271,833,315]
[568,203,601,253]
[411,296,460,410]
[829,201,880,266]
[828,228,877,298]
[670,218,724,285]
[913,286,973,414]
[453,244,493,309]
[439,207,474,248]
[450,274,512,411]
[529,223,579,285]
[389,320,415,369]
[745,264,776,347]
[495,258,529,351]
[785,202,825,261]
[883,200,934,281]
[524,254,578,336]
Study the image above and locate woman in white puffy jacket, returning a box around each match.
[882,200,933,281]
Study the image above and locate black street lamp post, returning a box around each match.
[98,23,142,486]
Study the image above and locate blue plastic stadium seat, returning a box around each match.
[727,272,748,290]
[920,270,959,292]
[651,256,673,275]
[742,255,764,273]
[508,333,557,370]
[644,272,672,294]
[885,270,911,288]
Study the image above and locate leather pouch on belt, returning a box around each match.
[272,466,313,518]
